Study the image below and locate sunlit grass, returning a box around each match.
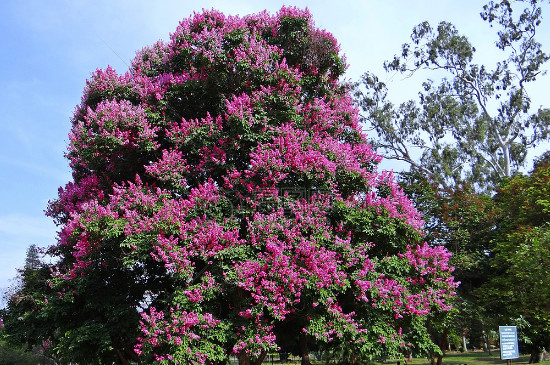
[382,351,549,365]
[257,351,550,365]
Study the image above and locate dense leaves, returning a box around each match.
[478,154,550,358]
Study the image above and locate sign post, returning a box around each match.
[499,326,519,364]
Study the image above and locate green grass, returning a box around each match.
[385,351,550,365]
[258,351,550,365]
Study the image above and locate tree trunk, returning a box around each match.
[436,328,447,365]
[406,350,412,362]
[529,348,550,363]
[238,350,268,365]
[502,144,511,178]
[253,351,268,365]
[462,335,468,353]
[440,328,448,355]
[482,330,490,355]
[238,351,251,365]
[114,344,131,365]
[299,333,311,365]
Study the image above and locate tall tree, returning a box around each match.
[355,0,550,192]
[7,7,459,365]
[477,152,550,362]
[1,247,59,363]
[23,245,41,270]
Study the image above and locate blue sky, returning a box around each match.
[1,0,549,299]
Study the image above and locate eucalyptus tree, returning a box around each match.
[356,0,550,192]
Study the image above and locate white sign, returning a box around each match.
[499,326,519,360]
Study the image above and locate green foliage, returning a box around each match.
[0,341,48,365]
[397,171,499,354]
[399,172,497,291]
[478,157,550,353]
[1,245,149,364]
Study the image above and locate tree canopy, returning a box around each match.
[355,0,550,192]
[2,7,458,365]
[478,154,550,359]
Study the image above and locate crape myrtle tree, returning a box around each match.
[38,7,458,365]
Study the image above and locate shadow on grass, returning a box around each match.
[443,352,530,365]
[390,352,539,365]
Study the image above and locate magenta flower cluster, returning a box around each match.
[46,7,458,364]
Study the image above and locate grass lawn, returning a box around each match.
[259,351,550,365]
[386,351,550,365]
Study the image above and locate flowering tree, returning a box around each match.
[39,7,459,365]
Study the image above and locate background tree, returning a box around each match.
[1,247,56,364]
[23,245,41,270]
[355,0,550,192]
[1,228,170,363]
[3,7,458,365]
[0,341,48,365]
[399,172,498,356]
[477,152,550,362]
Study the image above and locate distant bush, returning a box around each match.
[0,341,52,365]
